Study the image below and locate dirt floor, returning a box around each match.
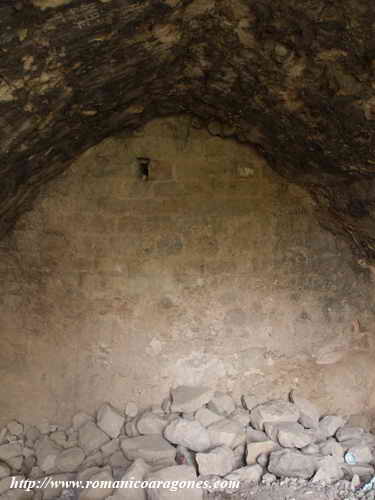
[207,478,375,500]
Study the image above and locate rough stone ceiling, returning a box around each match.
[1,0,375,260]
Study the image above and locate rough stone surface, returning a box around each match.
[247,430,269,443]
[196,446,235,476]
[276,422,315,449]
[120,436,176,466]
[208,419,245,449]
[7,422,23,437]
[268,450,316,479]
[79,422,109,455]
[246,441,278,465]
[289,391,320,429]
[97,404,125,439]
[79,470,113,500]
[164,418,210,452]
[195,409,223,428]
[312,456,344,484]
[55,447,85,472]
[73,413,93,431]
[250,401,300,431]
[0,443,22,462]
[230,409,251,427]
[207,392,236,416]
[336,426,364,442]
[125,403,138,419]
[171,387,214,414]
[136,412,167,436]
[226,464,264,484]
[113,458,150,500]
[146,465,202,500]
[0,462,11,479]
[319,416,346,439]
[34,437,61,473]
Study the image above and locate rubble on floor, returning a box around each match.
[1,387,375,500]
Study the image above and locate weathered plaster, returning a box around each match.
[0,116,374,425]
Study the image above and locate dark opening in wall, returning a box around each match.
[136,157,150,181]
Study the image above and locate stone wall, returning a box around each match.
[0,115,374,426]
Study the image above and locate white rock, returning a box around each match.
[226,464,263,483]
[0,428,8,445]
[0,462,11,479]
[241,394,263,411]
[289,391,320,429]
[164,418,210,452]
[73,413,93,431]
[125,402,138,419]
[171,386,214,413]
[79,470,113,500]
[336,426,364,442]
[36,420,50,435]
[101,439,119,457]
[320,439,344,462]
[29,466,42,479]
[55,447,85,472]
[276,422,315,449]
[7,456,23,470]
[233,444,246,469]
[97,404,125,439]
[207,392,236,416]
[302,444,320,455]
[0,443,22,462]
[120,436,176,466]
[136,412,167,435]
[42,472,74,500]
[312,456,344,484]
[35,437,61,473]
[77,466,102,481]
[208,419,245,449]
[268,449,316,479]
[250,400,300,431]
[52,431,70,449]
[7,422,23,437]
[114,458,150,499]
[125,421,140,438]
[246,441,277,465]
[161,398,171,414]
[257,453,269,467]
[230,409,251,427]
[109,450,130,469]
[25,427,41,446]
[195,408,222,428]
[247,429,268,443]
[82,450,103,468]
[344,464,374,479]
[319,416,345,439]
[182,412,195,421]
[196,446,235,476]
[79,421,109,455]
[146,465,202,499]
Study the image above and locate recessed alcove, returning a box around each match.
[1,115,374,427]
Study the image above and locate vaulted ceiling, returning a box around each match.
[1,0,375,259]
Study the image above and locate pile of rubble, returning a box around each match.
[1,386,375,500]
